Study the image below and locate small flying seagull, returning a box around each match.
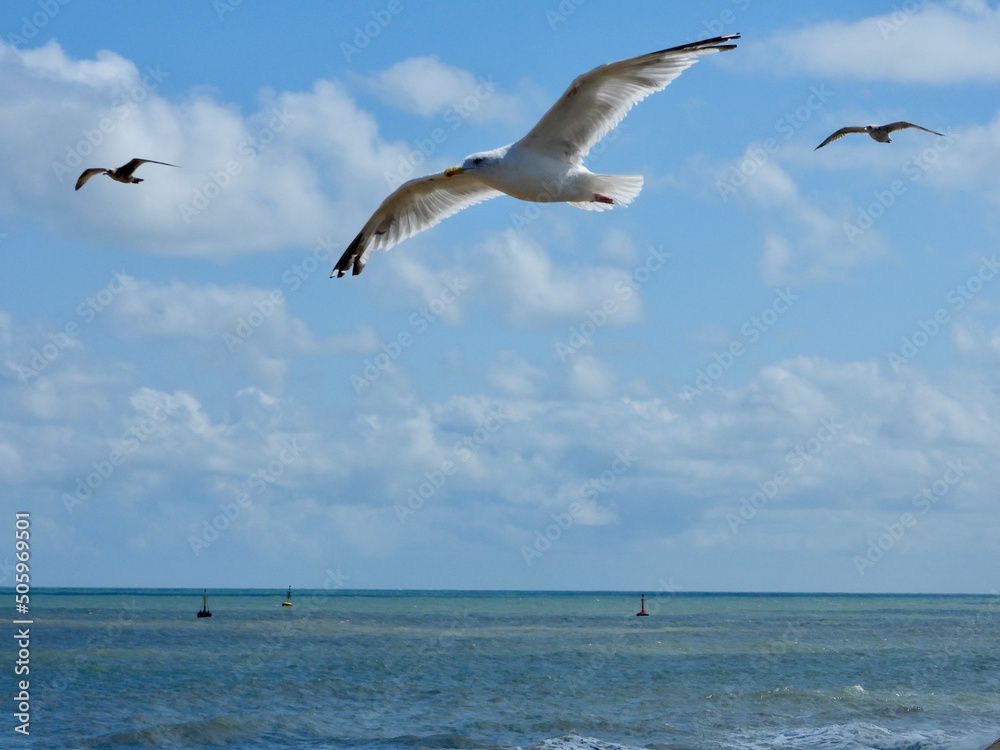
[814,122,943,150]
[74,158,178,190]
[333,34,739,277]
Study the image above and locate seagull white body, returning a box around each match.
[74,158,178,190]
[452,144,643,206]
[814,121,942,150]
[333,34,739,277]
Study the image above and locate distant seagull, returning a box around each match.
[814,122,943,150]
[332,34,739,277]
[74,158,178,190]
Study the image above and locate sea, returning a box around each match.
[16,590,1000,750]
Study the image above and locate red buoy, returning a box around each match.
[636,594,649,616]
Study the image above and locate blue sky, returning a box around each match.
[1,1,997,593]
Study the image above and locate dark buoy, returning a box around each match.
[636,594,649,616]
[197,590,212,618]
[282,585,293,607]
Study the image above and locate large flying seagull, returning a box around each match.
[75,158,178,190]
[333,34,739,277]
[815,121,943,150]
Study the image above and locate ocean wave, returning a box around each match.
[503,726,991,750]
[85,712,267,747]
[719,721,959,750]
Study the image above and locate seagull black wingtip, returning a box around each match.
[654,33,740,57]
[332,231,365,278]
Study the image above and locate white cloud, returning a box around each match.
[914,113,1000,197]
[375,254,471,325]
[108,278,375,351]
[488,351,547,397]
[0,41,447,257]
[761,2,1000,84]
[4,42,135,89]
[97,277,375,391]
[478,230,646,326]
[596,228,641,264]
[565,354,618,399]
[717,157,888,285]
[6,362,123,423]
[110,279,311,348]
[951,317,1000,363]
[358,55,524,125]
[3,307,997,585]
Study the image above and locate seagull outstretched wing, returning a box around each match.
[74,168,108,190]
[333,172,502,277]
[117,158,178,177]
[884,121,943,136]
[814,127,868,150]
[516,34,739,163]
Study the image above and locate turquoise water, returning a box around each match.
[19,590,1000,749]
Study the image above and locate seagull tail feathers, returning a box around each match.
[570,174,644,212]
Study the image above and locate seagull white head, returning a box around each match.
[445,147,508,177]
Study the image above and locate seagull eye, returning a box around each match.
[473,157,484,165]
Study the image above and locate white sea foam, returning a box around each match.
[525,735,647,750]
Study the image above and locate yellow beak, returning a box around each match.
[444,166,465,177]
